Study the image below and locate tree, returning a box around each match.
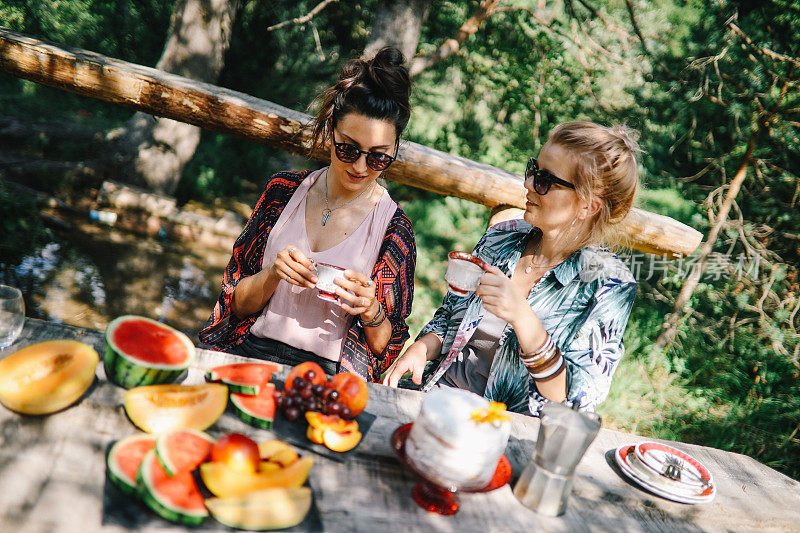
[114,0,240,195]
[363,0,431,60]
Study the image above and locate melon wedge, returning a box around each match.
[205,362,280,395]
[0,339,98,415]
[230,383,276,430]
[205,487,312,531]
[107,433,157,496]
[104,316,194,389]
[155,428,214,476]
[137,450,208,525]
[200,456,313,498]
[124,384,227,433]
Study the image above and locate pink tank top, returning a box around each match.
[250,168,397,362]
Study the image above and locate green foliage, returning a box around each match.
[4,0,799,480]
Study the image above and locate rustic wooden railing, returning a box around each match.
[0,27,702,258]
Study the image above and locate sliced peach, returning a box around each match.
[201,457,313,498]
[306,425,325,444]
[268,447,299,468]
[258,439,292,460]
[305,412,344,430]
[322,429,362,452]
[258,461,281,474]
[305,412,358,433]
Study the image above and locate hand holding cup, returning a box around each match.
[334,270,380,321]
[271,245,318,288]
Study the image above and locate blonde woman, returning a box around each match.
[384,122,640,415]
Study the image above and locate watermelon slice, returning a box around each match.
[107,433,157,496]
[205,362,280,395]
[104,315,194,389]
[155,428,214,477]
[137,450,208,525]
[230,383,276,430]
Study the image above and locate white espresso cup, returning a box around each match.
[315,262,346,301]
[445,252,488,296]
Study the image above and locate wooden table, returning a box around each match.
[1,318,799,532]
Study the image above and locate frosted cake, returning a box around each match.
[405,388,511,490]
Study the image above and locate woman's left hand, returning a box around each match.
[334,270,381,321]
[475,264,530,325]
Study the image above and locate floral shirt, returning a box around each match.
[199,170,416,382]
[418,219,637,416]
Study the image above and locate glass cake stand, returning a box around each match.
[390,423,512,516]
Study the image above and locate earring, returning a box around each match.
[569,218,580,243]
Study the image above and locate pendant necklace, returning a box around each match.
[321,169,374,226]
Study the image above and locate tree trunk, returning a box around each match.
[655,130,759,349]
[115,0,239,195]
[363,0,431,61]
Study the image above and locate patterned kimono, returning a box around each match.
[418,219,637,416]
[200,170,416,382]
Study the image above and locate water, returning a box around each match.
[0,226,228,342]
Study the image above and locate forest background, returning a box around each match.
[1,0,798,479]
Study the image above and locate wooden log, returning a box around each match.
[0,27,702,258]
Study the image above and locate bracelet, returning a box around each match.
[528,353,565,380]
[361,301,386,328]
[526,343,561,372]
[519,335,555,366]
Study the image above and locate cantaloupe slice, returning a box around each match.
[205,487,312,530]
[0,340,98,415]
[124,384,227,433]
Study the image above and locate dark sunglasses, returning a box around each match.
[526,157,576,195]
[332,136,397,171]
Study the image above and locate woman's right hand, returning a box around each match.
[382,340,429,388]
[269,245,318,288]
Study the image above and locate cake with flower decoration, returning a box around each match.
[405,388,511,490]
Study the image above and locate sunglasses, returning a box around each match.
[332,135,397,171]
[525,157,576,195]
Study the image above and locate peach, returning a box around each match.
[306,425,325,444]
[285,362,326,391]
[322,428,362,452]
[258,439,292,460]
[211,433,260,473]
[201,457,314,498]
[258,461,281,474]
[305,411,358,433]
[328,373,369,417]
[268,447,299,468]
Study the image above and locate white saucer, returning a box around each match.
[614,445,716,504]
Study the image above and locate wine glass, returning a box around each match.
[0,285,25,349]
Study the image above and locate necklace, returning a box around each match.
[321,169,374,226]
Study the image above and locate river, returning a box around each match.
[1,223,228,343]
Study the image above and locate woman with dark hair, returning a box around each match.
[200,48,416,382]
[384,122,640,415]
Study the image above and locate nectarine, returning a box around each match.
[211,433,260,473]
[328,373,369,417]
[285,362,326,391]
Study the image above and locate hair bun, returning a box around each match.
[367,47,411,103]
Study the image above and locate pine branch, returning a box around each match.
[409,0,501,77]
[624,0,649,55]
[267,0,339,32]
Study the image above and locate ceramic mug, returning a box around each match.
[445,252,488,296]
[315,262,346,301]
